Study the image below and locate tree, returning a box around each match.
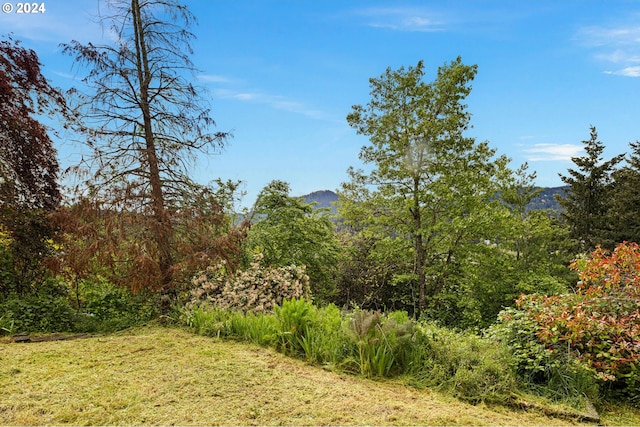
[465,164,571,327]
[49,180,248,299]
[61,0,230,291]
[340,58,513,318]
[0,36,70,296]
[556,126,624,252]
[244,180,340,303]
[609,140,640,244]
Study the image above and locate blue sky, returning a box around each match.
[2,1,640,207]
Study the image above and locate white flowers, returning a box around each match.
[189,253,311,314]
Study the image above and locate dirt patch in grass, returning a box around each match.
[0,326,636,426]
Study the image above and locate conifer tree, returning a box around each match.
[555,126,623,251]
[608,140,640,244]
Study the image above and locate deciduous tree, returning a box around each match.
[0,36,70,296]
[61,0,230,292]
[245,180,339,303]
[340,58,513,318]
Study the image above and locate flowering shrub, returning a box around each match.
[506,242,640,402]
[190,254,311,314]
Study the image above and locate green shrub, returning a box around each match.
[489,243,640,407]
[488,306,600,407]
[0,287,76,333]
[75,277,159,332]
[409,322,517,404]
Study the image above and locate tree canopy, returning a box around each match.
[0,36,71,296]
[0,36,66,211]
[340,57,514,318]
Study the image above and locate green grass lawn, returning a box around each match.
[1,325,638,426]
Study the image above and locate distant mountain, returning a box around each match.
[303,190,339,212]
[302,186,567,213]
[527,186,567,212]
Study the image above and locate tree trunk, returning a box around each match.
[412,175,426,317]
[132,0,173,287]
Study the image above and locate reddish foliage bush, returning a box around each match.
[517,242,640,400]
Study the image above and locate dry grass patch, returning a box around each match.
[0,326,636,425]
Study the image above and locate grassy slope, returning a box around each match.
[0,326,637,426]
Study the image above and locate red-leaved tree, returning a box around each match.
[0,36,71,296]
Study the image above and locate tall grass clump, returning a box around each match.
[407,321,518,404]
[343,310,416,378]
[303,303,350,367]
[180,304,230,337]
[228,310,277,346]
[273,298,316,356]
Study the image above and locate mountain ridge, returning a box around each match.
[303,187,567,212]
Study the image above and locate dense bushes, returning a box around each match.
[0,276,158,334]
[0,279,76,333]
[492,242,640,406]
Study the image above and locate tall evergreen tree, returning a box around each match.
[555,126,624,251]
[609,140,640,244]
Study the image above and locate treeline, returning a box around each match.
[1,0,639,411]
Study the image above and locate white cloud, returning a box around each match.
[577,21,640,77]
[213,88,330,120]
[578,25,640,47]
[198,74,233,84]
[595,49,640,64]
[523,143,584,161]
[354,7,445,32]
[604,66,640,77]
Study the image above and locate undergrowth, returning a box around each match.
[180,299,519,406]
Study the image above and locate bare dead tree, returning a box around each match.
[62,0,230,290]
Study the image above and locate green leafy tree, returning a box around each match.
[556,126,624,251]
[61,0,229,294]
[340,58,513,318]
[244,180,340,303]
[467,164,572,324]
